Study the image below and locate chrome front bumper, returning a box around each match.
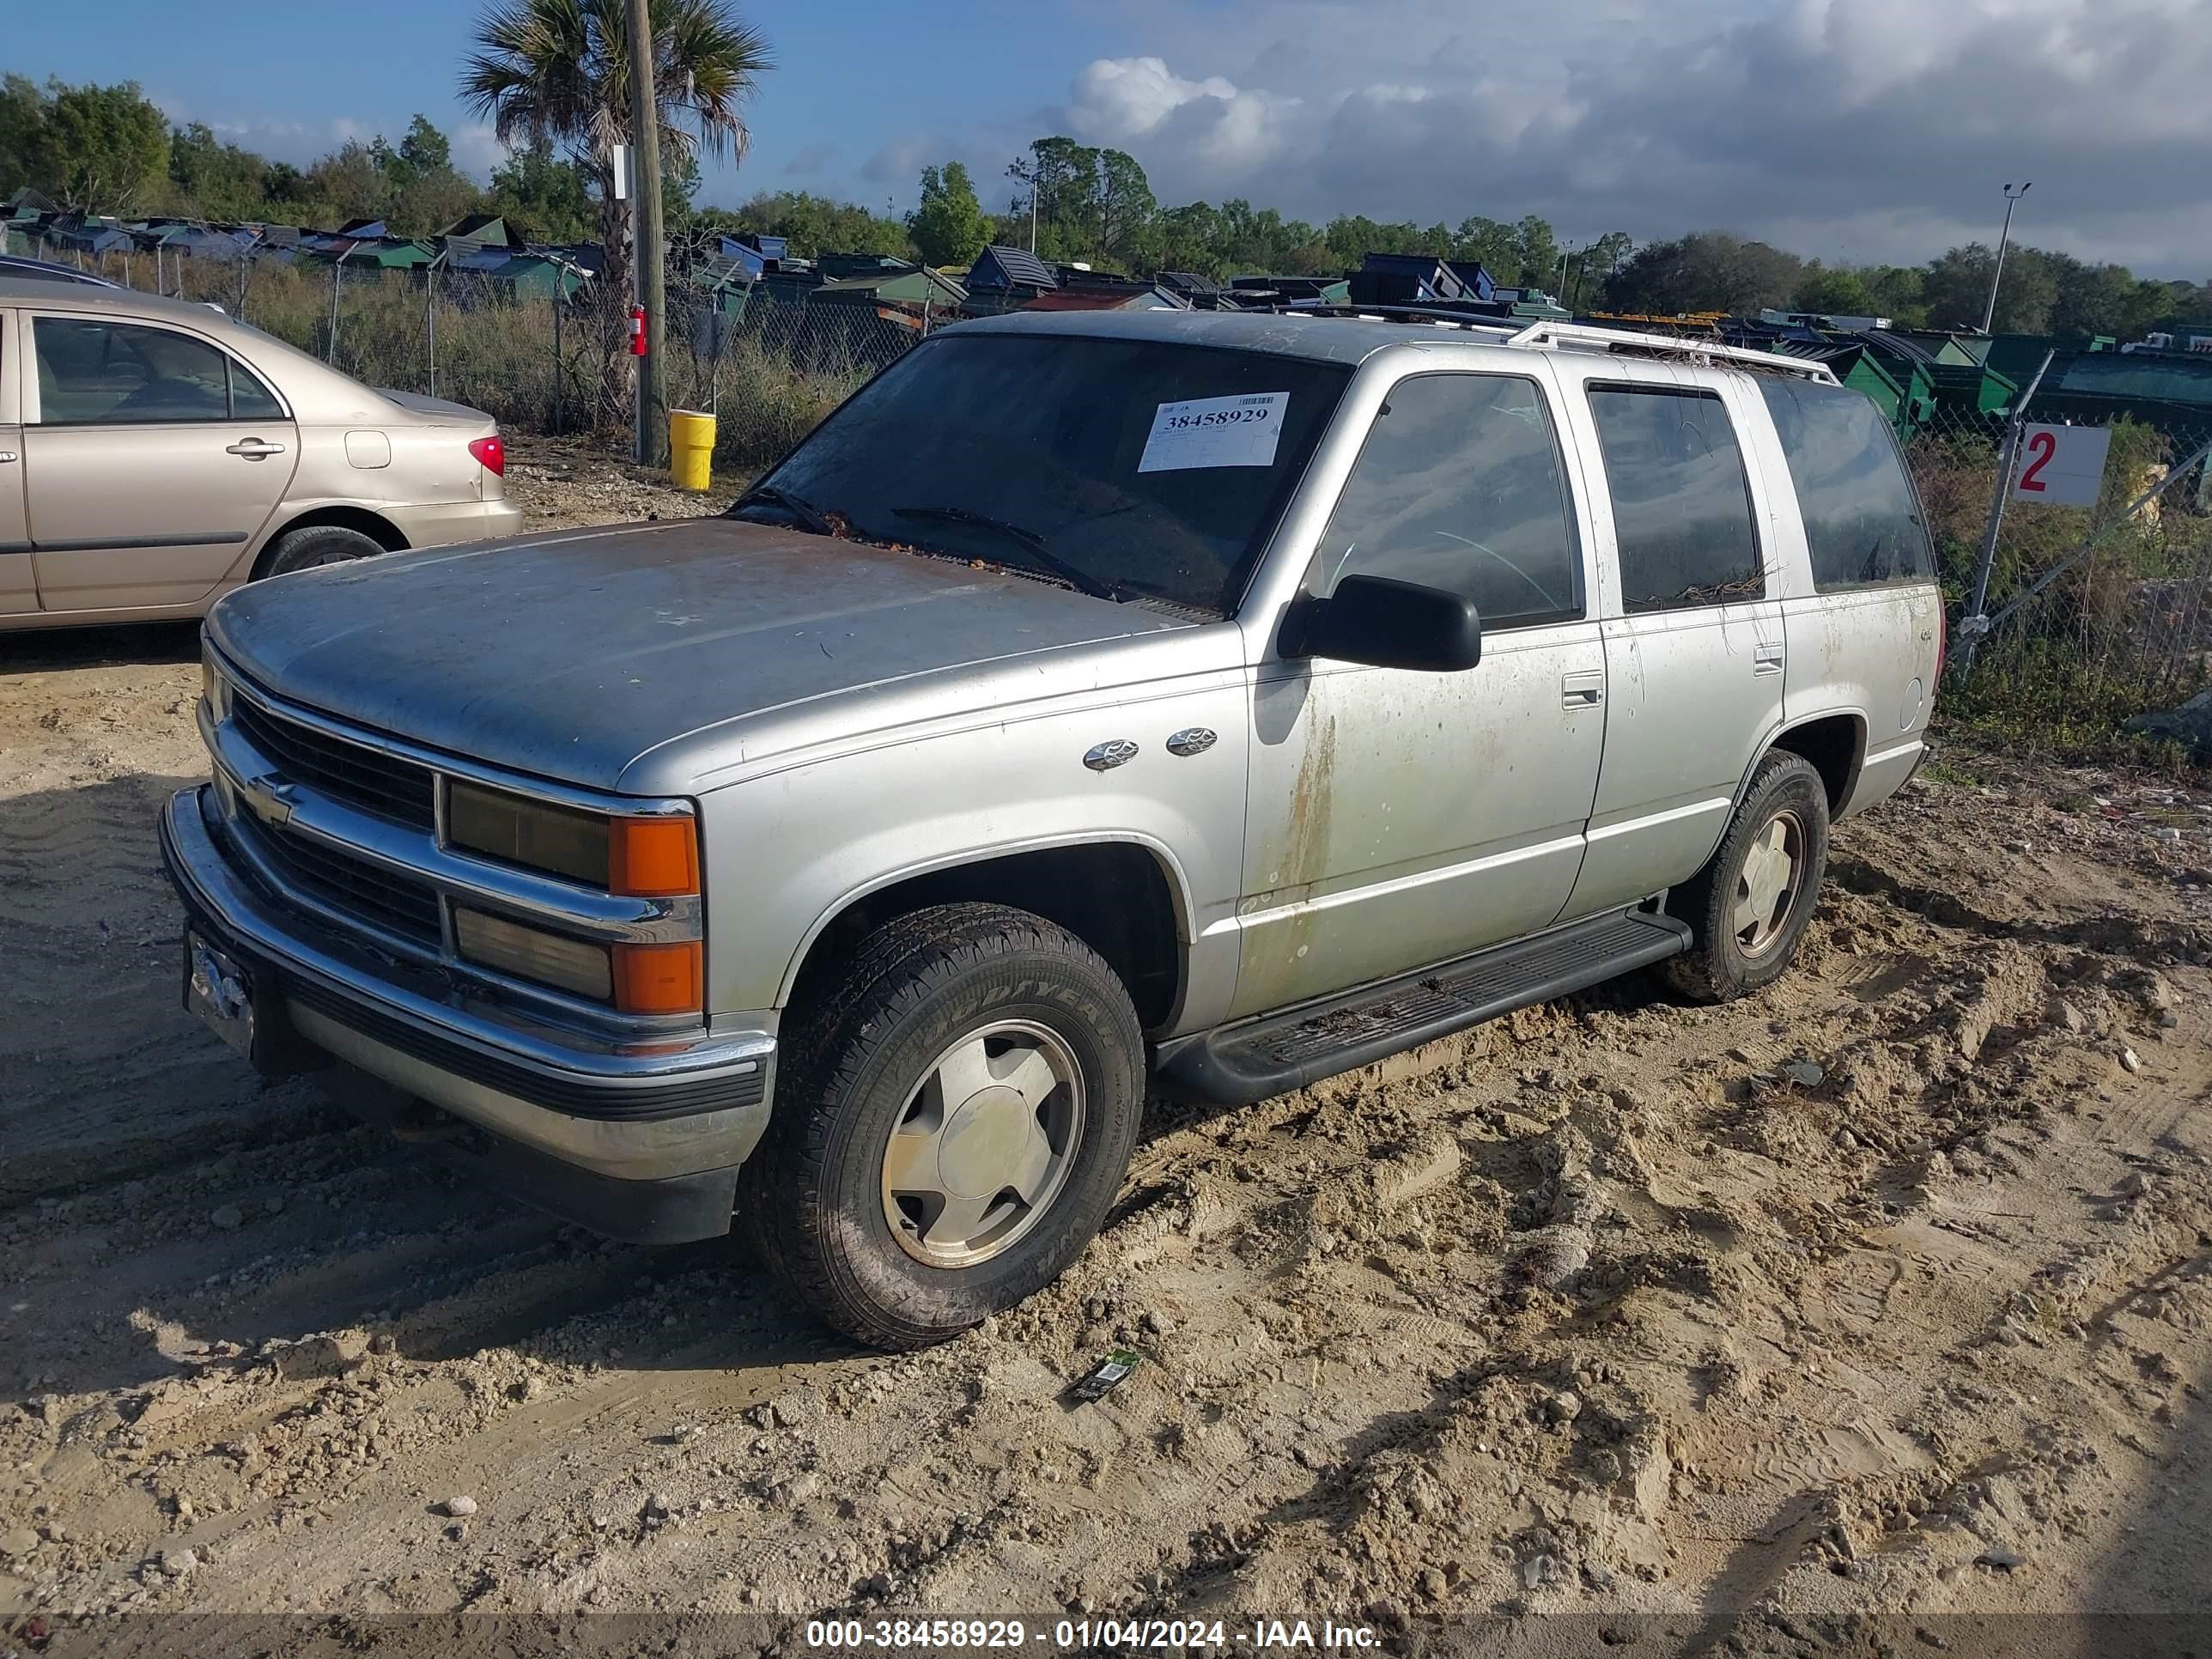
[161,785,775,1237]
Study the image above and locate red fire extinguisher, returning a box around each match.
[629,306,647,357]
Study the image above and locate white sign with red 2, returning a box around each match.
[2010,422,2112,508]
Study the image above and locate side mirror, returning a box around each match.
[1282,574,1483,672]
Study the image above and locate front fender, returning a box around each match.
[696,684,1251,1030]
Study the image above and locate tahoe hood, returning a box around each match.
[207,518,1187,793]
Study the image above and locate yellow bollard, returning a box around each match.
[668,409,716,491]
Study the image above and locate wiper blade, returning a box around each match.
[731,483,839,538]
[890,505,1121,603]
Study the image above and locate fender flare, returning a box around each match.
[1693,708,1869,872]
[773,830,1200,1012]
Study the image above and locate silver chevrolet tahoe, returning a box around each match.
[161,309,1942,1347]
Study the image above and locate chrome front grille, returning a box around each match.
[201,648,704,1032]
[234,813,443,947]
[228,695,436,830]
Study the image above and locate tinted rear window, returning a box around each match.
[743,332,1352,614]
[1759,378,1936,590]
[1587,385,1764,612]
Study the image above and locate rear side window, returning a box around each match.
[1759,378,1935,589]
[1316,374,1581,629]
[228,361,286,420]
[1588,385,1763,612]
[33,317,279,424]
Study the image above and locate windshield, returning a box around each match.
[735,331,1352,613]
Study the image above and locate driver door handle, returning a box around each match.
[225,437,286,460]
[1561,669,1604,708]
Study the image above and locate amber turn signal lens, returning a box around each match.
[609,817,699,897]
[612,941,702,1015]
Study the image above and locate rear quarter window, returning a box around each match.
[1758,378,1936,591]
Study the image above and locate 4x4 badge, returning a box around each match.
[1083,739,1139,772]
[1165,727,1218,757]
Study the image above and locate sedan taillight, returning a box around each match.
[468,434,506,477]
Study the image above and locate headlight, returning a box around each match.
[447,782,699,897]
[453,908,613,1001]
[445,784,703,1013]
[447,781,612,886]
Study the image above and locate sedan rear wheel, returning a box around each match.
[258,523,386,579]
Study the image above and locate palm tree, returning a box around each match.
[461,0,770,410]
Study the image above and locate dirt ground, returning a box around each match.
[3,442,2210,1654]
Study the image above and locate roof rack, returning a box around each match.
[1254,305,1838,382]
[1504,319,1835,381]
[1256,302,1520,337]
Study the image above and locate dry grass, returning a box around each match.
[141,255,885,473]
[1908,416,2212,760]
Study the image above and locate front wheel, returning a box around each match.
[739,903,1145,1349]
[1664,749,1831,1002]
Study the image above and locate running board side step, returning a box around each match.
[1157,908,1691,1104]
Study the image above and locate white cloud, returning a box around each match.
[1042,0,2212,272]
[1066,57,1243,138]
[449,123,506,181]
[861,135,934,185]
[1064,55,1304,189]
[153,94,378,167]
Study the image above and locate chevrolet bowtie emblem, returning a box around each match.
[238,773,297,828]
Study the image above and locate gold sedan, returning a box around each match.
[0,276,523,630]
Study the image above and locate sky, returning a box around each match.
[11,0,2211,278]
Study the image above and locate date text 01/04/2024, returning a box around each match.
[803,1618,1382,1650]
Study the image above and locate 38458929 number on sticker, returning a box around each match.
[1137,392,1291,473]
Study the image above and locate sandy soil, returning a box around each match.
[3,447,2209,1652]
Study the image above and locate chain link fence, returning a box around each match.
[1904,396,2212,740]
[659,278,927,472]
[27,234,927,477]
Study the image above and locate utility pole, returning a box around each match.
[1980,182,2030,335]
[627,0,668,466]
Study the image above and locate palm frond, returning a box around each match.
[655,0,772,163]
[461,0,770,168]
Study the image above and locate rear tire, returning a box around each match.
[739,902,1145,1349]
[258,524,387,579]
[1663,750,1831,1003]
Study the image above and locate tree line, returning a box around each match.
[732,137,2210,343]
[7,71,2207,344]
[1,72,693,246]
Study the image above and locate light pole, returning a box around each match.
[1981,182,2030,334]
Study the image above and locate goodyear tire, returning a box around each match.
[1664,750,1831,1003]
[739,902,1145,1349]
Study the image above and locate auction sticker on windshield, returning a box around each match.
[1138,392,1290,472]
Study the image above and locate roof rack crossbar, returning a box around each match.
[1255,301,1518,336]
[1504,319,1835,381]
[1246,305,1839,382]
